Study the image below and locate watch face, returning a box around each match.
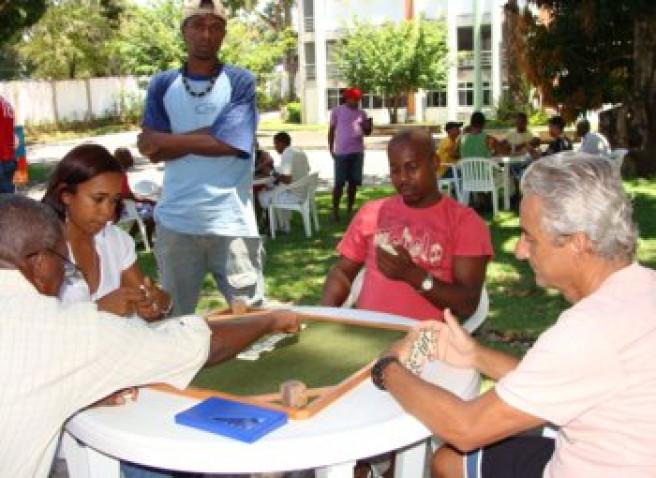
[421,275,434,291]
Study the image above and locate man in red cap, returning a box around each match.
[328,87,372,221]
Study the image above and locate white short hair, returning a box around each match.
[520,152,637,261]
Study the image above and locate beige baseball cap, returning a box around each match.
[182,0,226,24]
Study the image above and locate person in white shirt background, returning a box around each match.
[258,131,310,209]
[0,194,299,478]
[576,119,611,157]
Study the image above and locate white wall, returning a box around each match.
[0,76,145,125]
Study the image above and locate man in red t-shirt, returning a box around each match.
[0,95,16,194]
[321,129,493,321]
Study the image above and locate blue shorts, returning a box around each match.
[334,152,364,187]
[465,436,554,478]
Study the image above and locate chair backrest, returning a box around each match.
[283,172,318,203]
[462,285,489,333]
[132,179,161,198]
[609,148,628,177]
[341,267,489,334]
[459,158,496,192]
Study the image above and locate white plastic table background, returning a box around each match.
[491,155,529,210]
[62,306,480,478]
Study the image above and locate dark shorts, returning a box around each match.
[465,436,555,478]
[334,152,364,187]
[0,159,17,194]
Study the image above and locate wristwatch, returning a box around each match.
[371,356,400,391]
[418,273,435,293]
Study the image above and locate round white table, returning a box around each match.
[62,306,480,478]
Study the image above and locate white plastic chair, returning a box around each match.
[609,148,628,177]
[118,199,151,252]
[132,179,161,200]
[437,163,462,201]
[458,158,504,216]
[268,172,320,239]
[342,267,489,334]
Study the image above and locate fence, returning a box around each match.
[0,76,147,125]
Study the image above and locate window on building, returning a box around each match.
[483,81,491,106]
[326,88,346,110]
[458,82,492,106]
[326,89,387,110]
[326,41,340,79]
[457,25,492,52]
[458,82,474,106]
[361,92,384,109]
[426,89,447,107]
[303,0,314,32]
[304,42,316,80]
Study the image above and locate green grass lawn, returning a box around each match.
[137,178,656,358]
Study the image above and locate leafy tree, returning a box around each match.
[112,0,186,75]
[507,0,656,171]
[336,19,448,123]
[0,0,48,47]
[222,0,297,100]
[17,0,115,79]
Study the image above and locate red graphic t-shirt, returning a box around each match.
[337,195,493,321]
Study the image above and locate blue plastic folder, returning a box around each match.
[174,397,288,443]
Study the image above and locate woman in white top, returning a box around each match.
[42,144,170,320]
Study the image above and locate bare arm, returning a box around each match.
[120,263,171,321]
[205,310,299,365]
[320,256,363,306]
[137,127,240,162]
[377,247,489,318]
[380,317,534,450]
[328,125,336,155]
[384,365,544,451]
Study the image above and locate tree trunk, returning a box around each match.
[626,12,656,176]
[503,0,523,106]
[388,95,400,124]
[283,0,296,101]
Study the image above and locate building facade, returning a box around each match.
[297,0,507,125]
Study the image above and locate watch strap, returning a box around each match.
[371,356,400,391]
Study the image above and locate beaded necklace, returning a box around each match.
[180,63,220,98]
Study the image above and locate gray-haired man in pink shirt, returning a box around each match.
[372,153,656,478]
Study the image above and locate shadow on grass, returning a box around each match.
[135,178,656,357]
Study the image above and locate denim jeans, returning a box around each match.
[155,224,265,316]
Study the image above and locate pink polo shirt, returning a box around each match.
[337,195,493,321]
[330,104,367,155]
[497,263,656,477]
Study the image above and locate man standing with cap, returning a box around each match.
[437,121,462,177]
[0,94,16,194]
[328,87,372,222]
[138,0,263,316]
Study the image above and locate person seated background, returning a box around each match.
[257,131,310,208]
[257,131,311,235]
[437,121,462,179]
[501,112,538,156]
[576,118,611,157]
[114,147,157,246]
[542,115,573,156]
[457,111,497,159]
[0,194,300,477]
[42,143,170,321]
[321,129,493,321]
[374,153,656,478]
